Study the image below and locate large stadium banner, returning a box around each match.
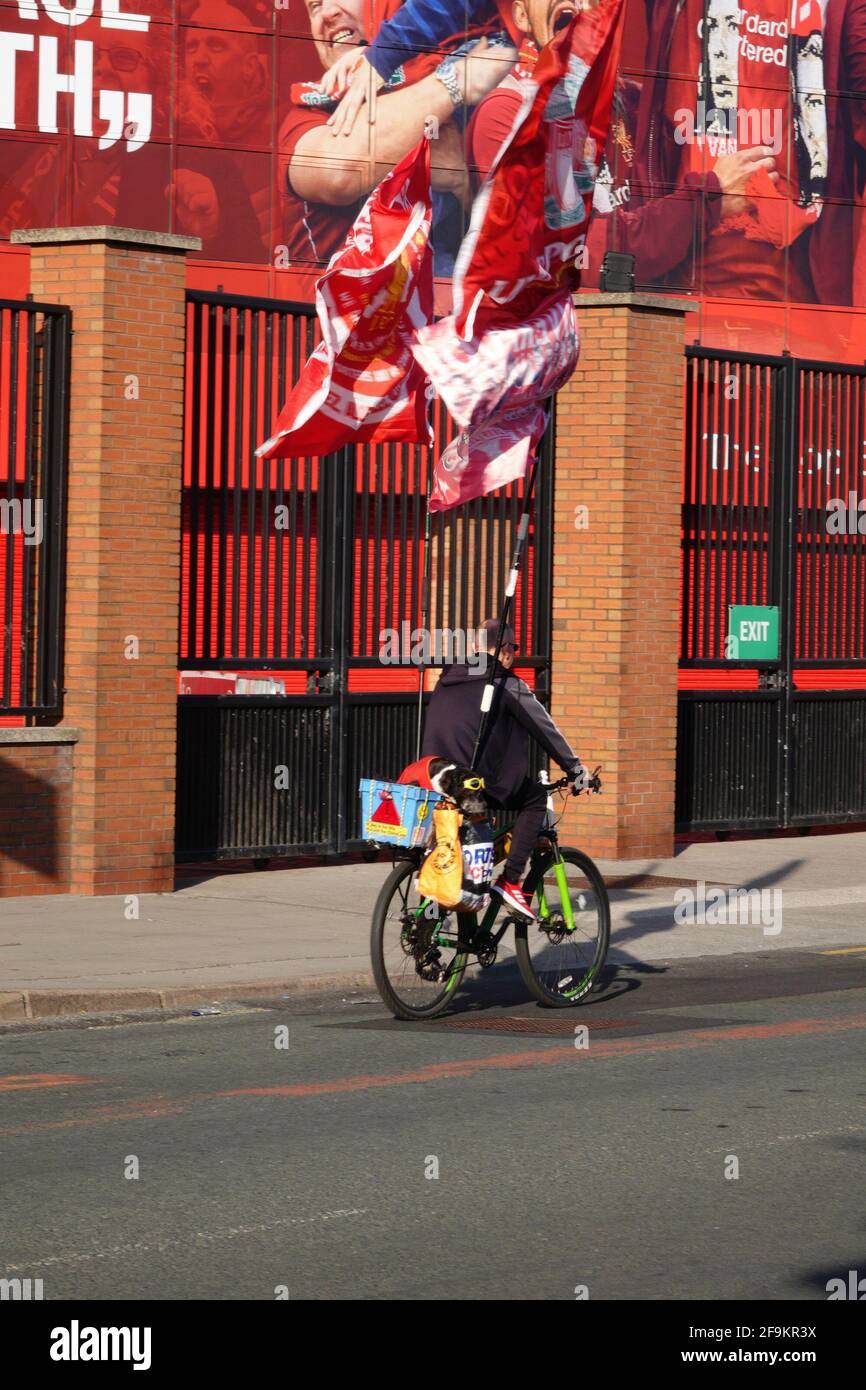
[1,0,865,360]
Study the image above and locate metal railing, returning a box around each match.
[177,290,553,859]
[679,348,866,830]
[0,298,70,717]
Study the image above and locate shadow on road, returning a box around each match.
[450,957,648,1015]
[609,856,804,957]
[797,1257,866,1300]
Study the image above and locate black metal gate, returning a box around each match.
[678,348,866,830]
[0,297,70,717]
[176,291,553,861]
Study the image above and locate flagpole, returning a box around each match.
[415,480,433,760]
[470,446,543,771]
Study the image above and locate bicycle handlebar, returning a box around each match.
[548,765,603,796]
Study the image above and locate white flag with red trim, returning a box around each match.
[412,0,624,511]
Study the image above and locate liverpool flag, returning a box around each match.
[257,139,433,460]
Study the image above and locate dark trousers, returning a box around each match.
[490,777,549,884]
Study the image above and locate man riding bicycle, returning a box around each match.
[415,619,588,920]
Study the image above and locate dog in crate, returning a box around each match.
[397,756,489,818]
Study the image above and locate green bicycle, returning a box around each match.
[370,771,610,1020]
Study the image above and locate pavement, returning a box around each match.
[1,829,866,1024]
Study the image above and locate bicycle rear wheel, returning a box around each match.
[371,861,468,1021]
[515,847,610,1007]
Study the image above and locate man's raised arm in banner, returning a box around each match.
[279,0,515,266]
[322,0,530,135]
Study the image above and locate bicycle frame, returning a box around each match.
[410,774,576,959]
[374,767,605,1012]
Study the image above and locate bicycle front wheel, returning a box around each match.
[370,861,468,1021]
[515,847,610,1007]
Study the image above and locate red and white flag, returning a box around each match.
[428,405,546,514]
[418,292,578,511]
[257,140,433,460]
[413,0,624,510]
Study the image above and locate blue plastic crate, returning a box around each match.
[359,778,435,848]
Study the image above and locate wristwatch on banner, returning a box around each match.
[435,58,464,110]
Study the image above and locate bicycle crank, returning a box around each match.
[476,938,498,969]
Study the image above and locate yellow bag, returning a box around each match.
[417,805,464,910]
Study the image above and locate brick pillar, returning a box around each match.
[550,292,694,861]
[12,226,200,894]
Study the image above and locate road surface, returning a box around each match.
[1,944,864,1300]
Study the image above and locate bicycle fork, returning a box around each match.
[535,849,577,934]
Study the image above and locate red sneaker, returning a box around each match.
[492,876,536,921]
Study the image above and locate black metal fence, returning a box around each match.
[0,298,70,717]
[678,348,866,829]
[177,291,553,860]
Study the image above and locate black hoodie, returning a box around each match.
[421,662,580,804]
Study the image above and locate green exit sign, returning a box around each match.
[727,605,779,660]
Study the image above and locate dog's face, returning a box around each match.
[429,761,489,818]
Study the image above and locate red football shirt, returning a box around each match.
[467,63,530,188]
[277,105,362,268]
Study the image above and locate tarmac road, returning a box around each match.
[1,944,865,1301]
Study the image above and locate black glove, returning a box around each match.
[567,761,589,795]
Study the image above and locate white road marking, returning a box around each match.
[1,1207,369,1272]
[704,1123,866,1155]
